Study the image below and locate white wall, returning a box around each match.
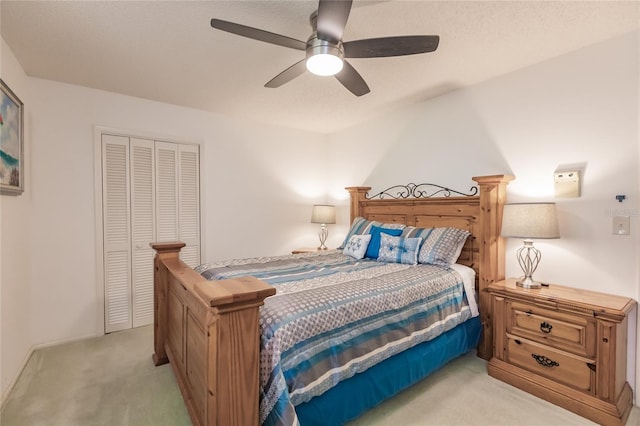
[0,38,328,398]
[0,40,33,401]
[329,32,640,393]
[28,81,328,343]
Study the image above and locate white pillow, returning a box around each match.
[343,234,372,260]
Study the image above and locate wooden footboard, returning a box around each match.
[151,242,275,426]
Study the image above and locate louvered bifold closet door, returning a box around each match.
[178,144,200,267]
[130,138,156,327]
[155,141,179,242]
[155,142,201,267]
[102,135,132,332]
[102,136,200,333]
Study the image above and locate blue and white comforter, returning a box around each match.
[195,250,475,426]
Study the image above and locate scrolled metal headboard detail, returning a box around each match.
[365,182,479,200]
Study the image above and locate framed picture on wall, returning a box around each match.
[0,79,24,195]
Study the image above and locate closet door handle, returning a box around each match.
[540,321,553,334]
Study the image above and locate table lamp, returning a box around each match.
[311,205,336,250]
[501,203,560,288]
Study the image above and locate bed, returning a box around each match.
[151,174,513,426]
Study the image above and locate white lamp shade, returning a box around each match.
[311,205,336,224]
[501,203,560,239]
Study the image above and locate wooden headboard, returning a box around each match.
[346,174,514,359]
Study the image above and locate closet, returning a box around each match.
[100,134,200,333]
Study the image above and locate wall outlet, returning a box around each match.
[612,216,630,235]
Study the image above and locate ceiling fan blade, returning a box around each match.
[211,19,306,51]
[316,0,353,43]
[334,60,370,97]
[344,35,439,58]
[264,59,307,88]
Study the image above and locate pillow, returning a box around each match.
[401,226,434,240]
[365,225,403,259]
[342,234,372,260]
[417,227,471,267]
[339,217,405,249]
[377,234,421,265]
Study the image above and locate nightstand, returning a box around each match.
[291,248,323,254]
[488,278,636,426]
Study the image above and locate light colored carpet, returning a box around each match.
[1,325,638,426]
[1,326,189,426]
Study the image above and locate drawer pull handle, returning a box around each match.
[539,322,553,334]
[531,353,559,368]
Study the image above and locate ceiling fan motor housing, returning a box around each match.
[306,37,344,60]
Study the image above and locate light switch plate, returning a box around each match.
[612,216,630,235]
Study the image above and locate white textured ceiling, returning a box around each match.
[1,1,638,134]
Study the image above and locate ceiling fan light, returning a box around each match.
[306,53,343,76]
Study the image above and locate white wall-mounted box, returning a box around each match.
[554,170,580,198]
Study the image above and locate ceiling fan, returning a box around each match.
[210,0,439,96]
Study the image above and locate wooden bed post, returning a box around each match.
[472,175,514,360]
[152,241,186,366]
[345,186,371,224]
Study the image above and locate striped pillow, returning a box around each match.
[400,226,433,240]
[339,217,405,249]
[413,227,470,267]
[377,234,421,265]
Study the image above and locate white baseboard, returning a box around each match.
[31,331,100,352]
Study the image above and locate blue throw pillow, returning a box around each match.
[365,225,403,259]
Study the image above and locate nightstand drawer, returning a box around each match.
[506,335,595,393]
[507,301,596,358]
